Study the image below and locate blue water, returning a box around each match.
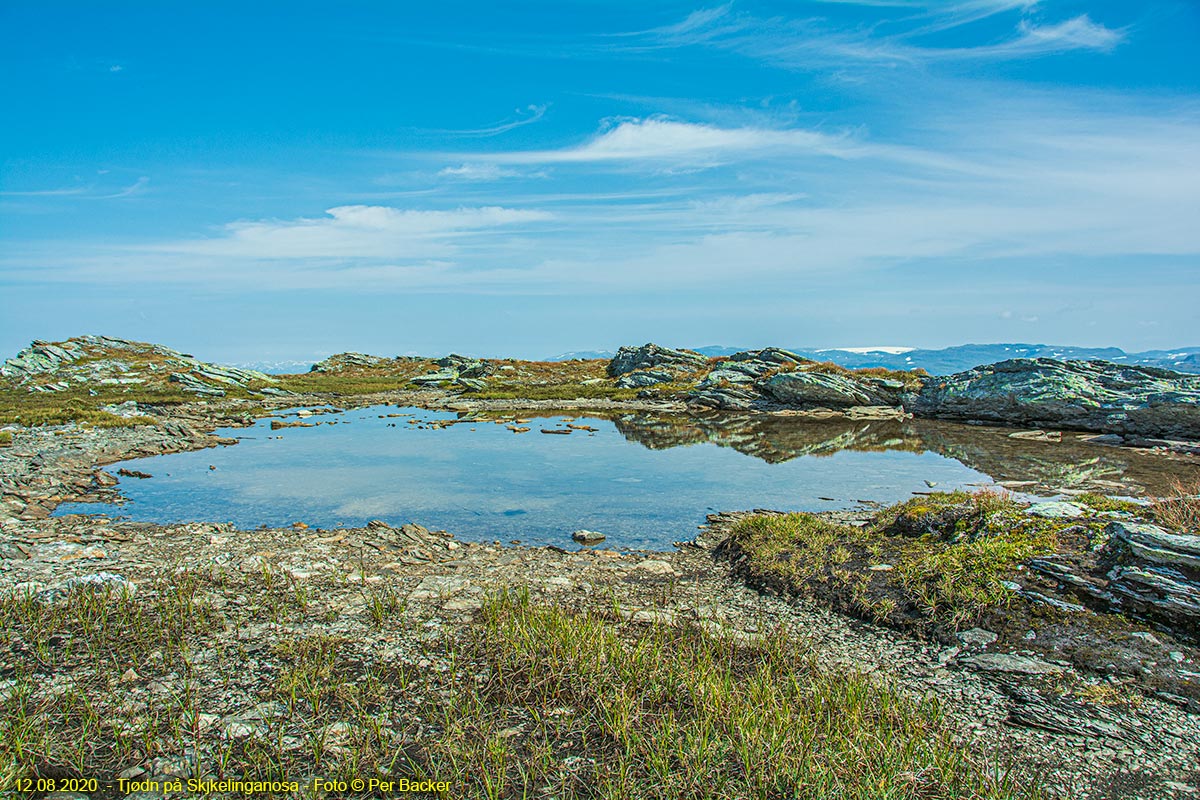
[56,406,996,550]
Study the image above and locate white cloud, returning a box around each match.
[147,204,552,260]
[1008,15,1124,55]
[438,163,530,181]
[484,117,862,165]
[6,98,1197,300]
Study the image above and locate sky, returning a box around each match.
[1,1,1198,363]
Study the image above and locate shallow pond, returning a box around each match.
[56,406,1196,550]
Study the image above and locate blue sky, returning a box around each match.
[2,1,1197,363]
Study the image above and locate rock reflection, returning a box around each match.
[609,412,1198,496]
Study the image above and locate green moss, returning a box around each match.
[0,430,11,447]
[729,490,1066,630]
[0,384,195,428]
[873,489,1022,540]
[1075,493,1150,517]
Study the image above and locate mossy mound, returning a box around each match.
[723,494,1076,631]
[719,491,1198,699]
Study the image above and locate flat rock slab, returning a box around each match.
[963,653,1067,675]
[1027,501,1086,519]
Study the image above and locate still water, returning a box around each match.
[54,405,1010,550]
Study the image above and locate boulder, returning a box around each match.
[437,354,490,378]
[686,386,760,411]
[699,369,758,387]
[410,369,458,385]
[616,370,673,388]
[1081,521,1200,640]
[762,371,874,407]
[572,530,606,544]
[1026,501,1086,519]
[911,358,1200,440]
[1105,521,1200,570]
[724,347,807,365]
[607,343,707,378]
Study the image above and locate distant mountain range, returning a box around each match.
[549,344,1200,376]
[230,359,315,374]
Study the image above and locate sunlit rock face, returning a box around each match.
[913,358,1200,440]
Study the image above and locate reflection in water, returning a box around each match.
[610,414,918,463]
[607,412,1198,496]
[53,406,1198,549]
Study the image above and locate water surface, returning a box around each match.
[56,406,1002,550]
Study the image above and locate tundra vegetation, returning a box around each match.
[0,578,1035,799]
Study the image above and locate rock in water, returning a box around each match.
[911,358,1200,440]
[572,530,606,544]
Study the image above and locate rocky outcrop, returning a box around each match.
[436,354,490,379]
[1,336,279,398]
[1019,520,1200,643]
[671,346,917,414]
[309,352,390,372]
[912,359,1200,440]
[607,343,707,378]
[762,372,875,407]
[409,355,491,390]
[1101,522,1200,637]
[724,347,807,365]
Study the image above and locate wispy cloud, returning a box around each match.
[630,3,1124,67]
[425,104,548,137]
[0,176,149,200]
[95,176,149,199]
[0,187,90,197]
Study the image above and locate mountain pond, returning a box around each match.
[54,405,1188,551]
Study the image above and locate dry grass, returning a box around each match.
[1150,475,1200,532]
